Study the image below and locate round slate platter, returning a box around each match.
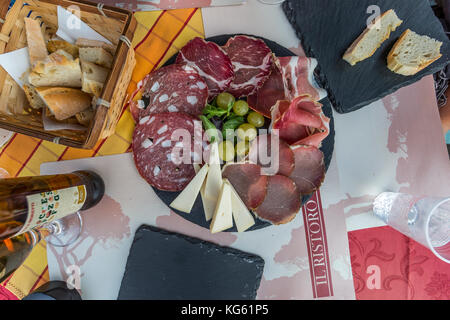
[151,34,335,232]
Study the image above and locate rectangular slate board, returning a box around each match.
[118,225,265,300]
[283,0,450,114]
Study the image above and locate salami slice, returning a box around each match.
[176,37,234,99]
[248,134,295,176]
[222,35,273,98]
[254,175,301,225]
[288,145,325,195]
[132,112,203,192]
[138,64,208,119]
[222,163,268,210]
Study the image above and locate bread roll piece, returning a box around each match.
[24,18,48,66]
[387,29,443,76]
[343,9,403,66]
[79,47,113,68]
[28,52,82,87]
[47,39,79,58]
[23,84,46,109]
[76,108,95,126]
[81,60,109,97]
[36,87,92,121]
[76,38,116,55]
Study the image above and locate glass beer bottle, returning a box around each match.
[0,170,105,283]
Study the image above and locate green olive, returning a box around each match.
[247,111,265,128]
[236,140,250,158]
[236,123,257,141]
[218,140,235,162]
[216,92,235,110]
[233,100,249,116]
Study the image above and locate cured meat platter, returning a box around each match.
[129,34,335,232]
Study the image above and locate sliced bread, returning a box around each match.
[81,60,109,97]
[79,47,113,68]
[36,87,92,121]
[47,39,79,58]
[24,18,48,66]
[387,29,443,76]
[28,52,82,87]
[23,84,46,110]
[343,9,403,66]
[76,108,95,126]
[76,38,116,55]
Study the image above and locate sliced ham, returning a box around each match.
[247,56,327,118]
[222,163,268,210]
[254,175,301,225]
[176,37,234,99]
[270,94,330,148]
[247,134,295,176]
[289,145,325,195]
[222,35,273,98]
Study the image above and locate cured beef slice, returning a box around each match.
[271,94,330,148]
[222,163,268,210]
[137,64,208,119]
[176,37,234,99]
[255,175,301,225]
[222,35,273,98]
[132,112,203,192]
[289,145,325,195]
[247,134,295,176]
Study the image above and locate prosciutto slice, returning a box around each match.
[270,94,330,148]
[222,35,273,98]
[248,134,295,176]
[254,175,301,225]
[288,145,325,195]
[176,37,234,99]
[247,56,326,118]
[222,163,268,210]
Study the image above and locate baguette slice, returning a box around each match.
[76,38,116,55]
[36,87,92,121]
[75,108,95,126]
[81,60,109,97]
[47,39,79,58]
[28,52,82,87]
[24,18,48,66]
[343,9,403,66]
[23,84,46,110]
[79,47,113,68]
[387,29,443,76]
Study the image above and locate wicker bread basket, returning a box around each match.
[0,0,137,149]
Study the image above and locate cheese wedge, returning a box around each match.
[204,142,222,200]
[170,164,209,213]
[224,179,255,232]
[194,164,216,221]
[210,181,233,234]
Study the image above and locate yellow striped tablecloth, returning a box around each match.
[0,8,204,299]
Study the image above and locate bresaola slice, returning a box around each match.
[248,134,295,176]
[176,37,234,99]
[288,145,325,195]
[271,94,330,148]
[222,163,268,210]
[132,112,203,192]
[254,175,301,225]
[222,35,273,98]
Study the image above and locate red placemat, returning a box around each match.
[349,226,450,300]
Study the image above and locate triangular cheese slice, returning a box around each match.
[204,142,222,200]
[194,164,216,221]
[170,164,209,213]
[224,179,255,232]
[210,181,233,234]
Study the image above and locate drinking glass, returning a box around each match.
[373,192,450,263]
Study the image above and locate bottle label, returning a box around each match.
[16,186,87,235]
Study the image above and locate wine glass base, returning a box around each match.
[45,212,83,247]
